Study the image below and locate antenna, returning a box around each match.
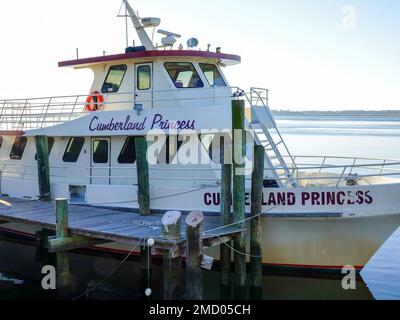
[118,0,155,50]
[158,29,181,48]
[125,3,129,47]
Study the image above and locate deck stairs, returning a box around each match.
[248,88,298,188]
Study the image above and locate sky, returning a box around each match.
[0,0,398,110]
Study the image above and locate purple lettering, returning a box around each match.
[337,192,346,205]
[365,191,373,204]
[301,192,310,205]
[204,193,212,206]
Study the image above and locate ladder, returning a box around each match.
[249,88,297,188]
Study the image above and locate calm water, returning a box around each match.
[0,239,373,300]
[2,113,399,300]
[277,114,400,159]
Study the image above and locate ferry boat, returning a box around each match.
[1,1,400,273]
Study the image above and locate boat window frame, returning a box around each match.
[164,62,204,89]
[10,137,28,160]
[62,137,85,163]
[92,139,109,164]
[101,64,128,94]
[199,63,227,87]
[200,133,232,164]
[157,136,185,164]
[118,137,137,164]
[136,65,152,91]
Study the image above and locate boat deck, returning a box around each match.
[0,196,242,249]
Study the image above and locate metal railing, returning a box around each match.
[0,87,240,131]
[282,155,400,186]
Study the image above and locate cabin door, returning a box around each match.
[134,63,153,110]
[90,137,111,185]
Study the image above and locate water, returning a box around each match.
[2,112,399,300]
[0,238,373,300]
[276,113,400,159]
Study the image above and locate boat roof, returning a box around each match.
[59,50,241,68]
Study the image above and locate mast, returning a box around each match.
[123,0,155,50]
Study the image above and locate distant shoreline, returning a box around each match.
[272,110,400,117]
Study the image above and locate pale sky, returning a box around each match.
[0,0,398,110]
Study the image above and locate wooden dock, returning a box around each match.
[0,196,243,249]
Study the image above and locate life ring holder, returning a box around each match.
[85,91,104,112]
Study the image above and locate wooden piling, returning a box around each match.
[35,229,56,266]
[135,136,150,216]
[136,136,152,297]
[35,135,51,201]
[162,211,182,300]
[232,99,247,296]
[220,140,232,290]
[250,144,264,297]
[55,198,71,299]
[185,211,204,300]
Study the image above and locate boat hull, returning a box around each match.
[1,212,399,273]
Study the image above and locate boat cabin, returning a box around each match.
[59,49,240,112]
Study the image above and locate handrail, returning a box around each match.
[286,154,400,162]
[0,87,243,131]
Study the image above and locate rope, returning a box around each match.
[215,235,262,258]
[71,238,145,300]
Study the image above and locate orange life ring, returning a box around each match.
[86,91,104,112]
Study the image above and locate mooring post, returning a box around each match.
[35,135,51,201]
[185,211,204,300]
[232,99,247,298]
[135,136,152,298]
[220,140,232,296]
[135,136,150,216]
[162,211,182,300]
[55,198,71,299]
[35,229,56,266]
[250,144,264,298]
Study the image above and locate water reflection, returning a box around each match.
[0,240,373,300]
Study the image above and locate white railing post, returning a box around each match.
[319,157,327,173]
[349,158,357,175]
[41,97,53,128]
[336,166,348,187]
[380,160,386,176]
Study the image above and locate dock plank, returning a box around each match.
[0,196,242,249]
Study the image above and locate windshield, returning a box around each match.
[164,62,204,88]
[199,63,227,87]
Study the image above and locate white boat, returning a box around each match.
[0,1,400,273]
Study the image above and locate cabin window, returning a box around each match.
[101,65,127,93]
[199,63,227,87]
[10,137,28,160]
[0,136,3,150]
[137,65,151,90]
[63,137,85,163]
[118,137,137,164]
[92,139,109,164]
[164,62,204,88]
[34,137,55,160]
[157,136,184,164]
[200,134,232,164]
